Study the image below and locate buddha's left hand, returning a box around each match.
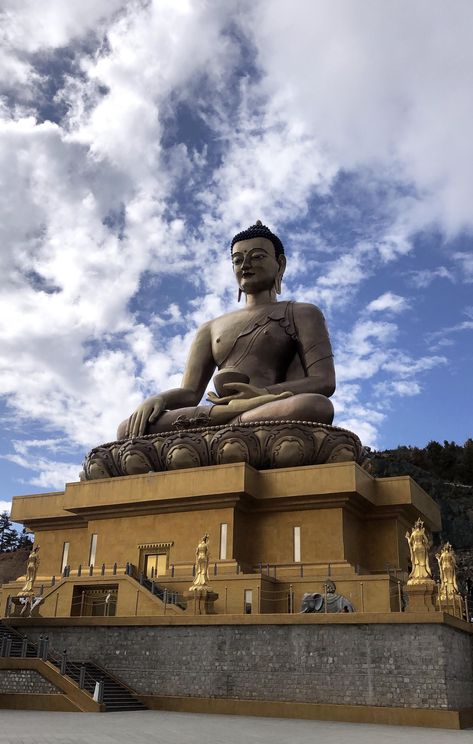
[207,382,270,405]
[209,391,293,421]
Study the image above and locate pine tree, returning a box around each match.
[458,438,473,485]
[0,511,19,553]
[18,527,33,550]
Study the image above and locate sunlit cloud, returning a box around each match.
[1,0,472,489]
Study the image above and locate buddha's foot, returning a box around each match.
[81,420,371,480]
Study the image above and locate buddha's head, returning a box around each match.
[231,220,286,299]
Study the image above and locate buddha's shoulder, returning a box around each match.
[291,301,326,322]
[201,301,327,327]
[195,308,247,335]
[206,307,247,327]
[206,304,272,326]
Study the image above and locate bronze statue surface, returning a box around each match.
[82,222,369,479]
[301,579,355,613]
[82,419,367,479]
[118,221,335,439]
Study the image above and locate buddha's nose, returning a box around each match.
[241,254,252,269]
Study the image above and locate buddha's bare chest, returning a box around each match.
[210,308,292,368]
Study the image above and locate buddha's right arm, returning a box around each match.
[179,320,216,403]
[124,322,215,436]
[148,321,216,409]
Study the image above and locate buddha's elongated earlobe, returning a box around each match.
[238,288,243,302]
[275,254,286,295]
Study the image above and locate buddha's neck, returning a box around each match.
[244,288,277,307]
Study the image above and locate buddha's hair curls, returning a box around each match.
[231,220,285,258]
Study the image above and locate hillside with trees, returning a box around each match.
[372,438,473,591]
[0,511,32,585]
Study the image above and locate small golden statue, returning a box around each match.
[18,544,40,596]
[436,542,460,601]
[405,519,434,585]
[189,533,211,591]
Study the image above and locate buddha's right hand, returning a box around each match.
[126,395,165,437]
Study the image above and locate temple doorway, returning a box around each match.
[144,553,167,579]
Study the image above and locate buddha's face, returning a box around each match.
[231,237,285,294]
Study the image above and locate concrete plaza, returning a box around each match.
[0,711,471,744]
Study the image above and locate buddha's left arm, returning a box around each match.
[266,303,335,398]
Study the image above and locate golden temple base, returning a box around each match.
[183,589,218,614]
[405,583,438,613]
[2,461,443,619]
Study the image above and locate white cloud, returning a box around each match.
[0,2,245,460]
[2,452,79,491]
[453,252,473,282]
[332,320,447,444]
[366,292,410,315]
[318,252,368,289]
[1,0,126,53]
[0,0,126,96]
[244,0,473,238]
[374,380,422,398]
[426,319,473,343]
[383,354,447,378]
[407,266,454,289]
[0,500,12,515]
[336,418,381,449]
[333,383,385,448]
[198,109,337,232]
[8,439,75,457]
[0,0,470,484]
[1,439,81,491]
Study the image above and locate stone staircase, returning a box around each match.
[59,660,146,711]
[0,621,37,657]
[127,563,186,610]
[0,621,146,711]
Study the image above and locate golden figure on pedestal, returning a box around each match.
[189,533,211,591]
[18,544,40,596]
[405,519,434,585]
[436,542,460,601]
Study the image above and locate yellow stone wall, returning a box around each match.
[4,461,441,617]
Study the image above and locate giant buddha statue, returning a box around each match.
[118,221,335,438]
[83,222,366,479]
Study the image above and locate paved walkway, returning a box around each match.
[0,711,471,744]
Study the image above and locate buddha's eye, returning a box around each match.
[232,256,243,266]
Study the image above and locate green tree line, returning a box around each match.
[374,438,473,486]
[372,438,473,551]
[0,511,32,553]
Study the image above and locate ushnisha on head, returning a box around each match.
[231,220,287,301]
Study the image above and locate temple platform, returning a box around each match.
[2,462,473,728]
[3,613,473,729]
[2,461,441,618]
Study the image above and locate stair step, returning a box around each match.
[0,621,147,713]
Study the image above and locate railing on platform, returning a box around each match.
[4,560,471,619]
[0,621,103,700]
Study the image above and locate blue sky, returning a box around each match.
[0,0,472,512]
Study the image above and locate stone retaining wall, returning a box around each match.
[23,622,473,710]
[0,669,59,694]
